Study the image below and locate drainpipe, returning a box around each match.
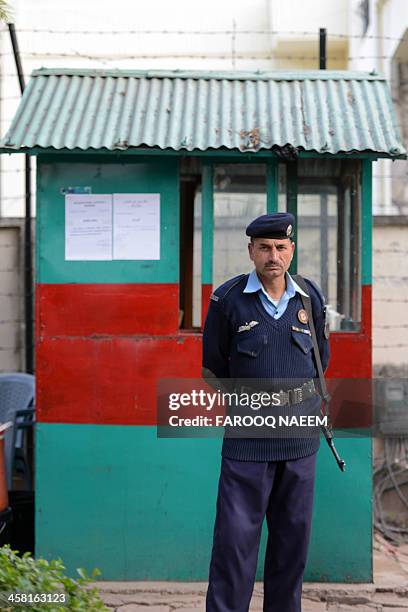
[319,28,329,298]
[8,23,33,374]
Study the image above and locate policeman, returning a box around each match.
[203,212,330,612]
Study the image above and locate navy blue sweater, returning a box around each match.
[202,274,330,461]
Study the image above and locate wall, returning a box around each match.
[372,218,408,369]
[270,0,349,69]
[271,0,349,36]
[0,220,25,371]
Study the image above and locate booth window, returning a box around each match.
[191,163,267,329]
[294,159,362,332]
[181,158,362,332]
[212,164,267,289]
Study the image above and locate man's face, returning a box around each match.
[248,237,295,280]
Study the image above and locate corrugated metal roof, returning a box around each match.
[1,68,405,156]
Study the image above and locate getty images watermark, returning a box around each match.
[167,389,329,429]
[155,379,342,438]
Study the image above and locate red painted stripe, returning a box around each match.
[36,335,202,425]
[201,284,212,328]
[36,283,179,337]
[36,284,373,428]
[327,333,371,378]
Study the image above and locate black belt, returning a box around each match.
[238,379,316,407]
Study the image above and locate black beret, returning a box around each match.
[246,213,295,239]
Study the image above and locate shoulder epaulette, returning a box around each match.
[211,273,248,303]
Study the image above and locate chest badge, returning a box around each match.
[297,309,309,324]
[238,321,259,333]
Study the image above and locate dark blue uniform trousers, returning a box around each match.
[206,452,317,612]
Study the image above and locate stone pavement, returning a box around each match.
[95,534,408,611]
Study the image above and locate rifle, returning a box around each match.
[293,275,346,472]
[320,418,346,472]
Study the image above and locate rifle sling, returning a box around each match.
[292,274,330,404]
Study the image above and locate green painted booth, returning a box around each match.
[1,68,405,581]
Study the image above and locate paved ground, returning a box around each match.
[95,534,408,611]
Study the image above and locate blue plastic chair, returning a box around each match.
[0,373,35,490]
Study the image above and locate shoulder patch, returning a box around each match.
[210,293,219,302]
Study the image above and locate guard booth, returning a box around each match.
[1,68,405,581]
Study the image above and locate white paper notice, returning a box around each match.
[113,193,160,260]
[65,194,113,260]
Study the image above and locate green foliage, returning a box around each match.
[0,546,108,611]
[0,1,12,23]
